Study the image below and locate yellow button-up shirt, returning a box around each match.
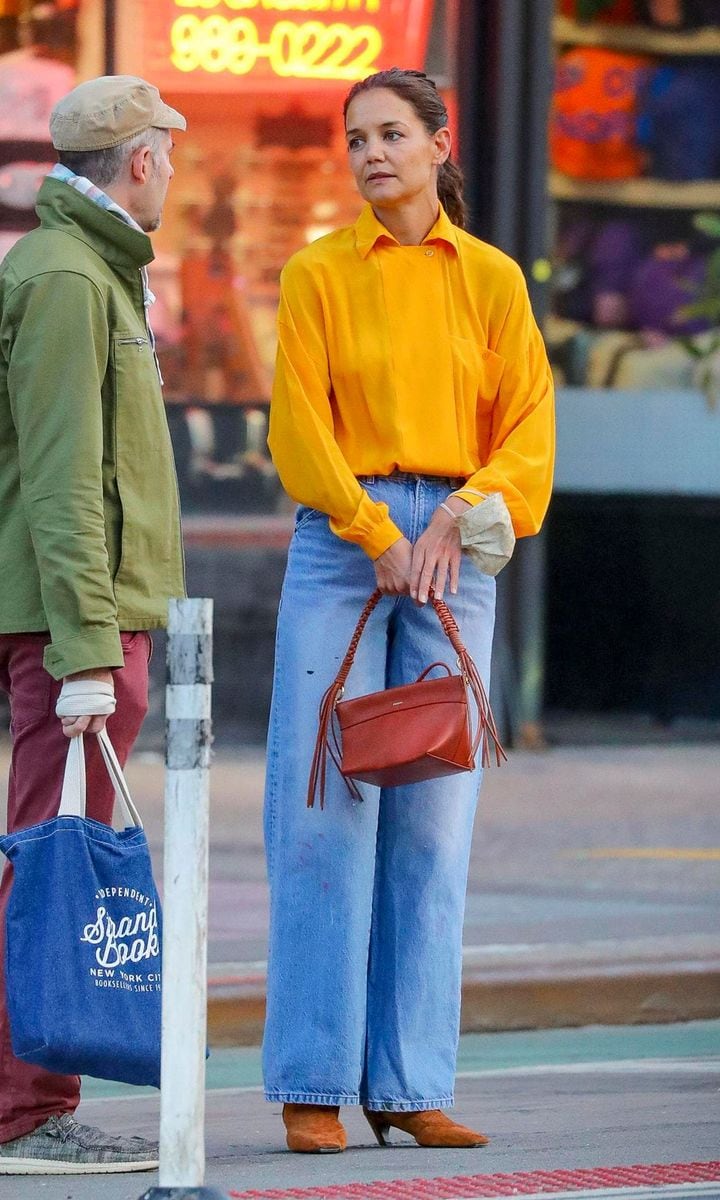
[268,203,555,560]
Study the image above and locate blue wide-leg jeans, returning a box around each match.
[262,476,496,1110]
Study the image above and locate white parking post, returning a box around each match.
[140,598,229,1200]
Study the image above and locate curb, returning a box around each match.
[207,935,720,1046]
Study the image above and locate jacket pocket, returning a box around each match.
[111,332,180,596]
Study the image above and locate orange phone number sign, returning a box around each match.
[141,0,433,92]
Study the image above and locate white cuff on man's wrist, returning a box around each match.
[55,680,116,718]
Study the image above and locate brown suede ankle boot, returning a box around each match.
[363,1107,489,1148]
[282,1103,347,1153]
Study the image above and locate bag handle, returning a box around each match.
[308,588,506,809]
[58,729,143,828]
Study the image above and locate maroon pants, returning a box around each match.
[0,632,151,1143]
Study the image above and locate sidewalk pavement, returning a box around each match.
[3,739,717,1043]
[3,1021,720,1198]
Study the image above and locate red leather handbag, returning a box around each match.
[308,589,505,809]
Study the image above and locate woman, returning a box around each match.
[263,68,554,1153]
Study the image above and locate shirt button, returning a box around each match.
[425,248,434,257]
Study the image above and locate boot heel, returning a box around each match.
[363,1108,390,1147]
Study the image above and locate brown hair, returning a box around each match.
[343,67,467,230]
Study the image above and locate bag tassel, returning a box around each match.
[307,681,362,809]
[458,648,506,768]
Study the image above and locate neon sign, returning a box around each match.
[171,17,383,80]
[140,0,433,91]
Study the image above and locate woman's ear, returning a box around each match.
[433,126,452,167]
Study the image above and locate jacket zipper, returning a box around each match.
[117,336,148,347]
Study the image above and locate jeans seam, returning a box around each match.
[264,582,287,878]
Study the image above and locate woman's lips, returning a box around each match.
[367,173,395,182]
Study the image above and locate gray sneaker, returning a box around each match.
[0,1113,158,1174]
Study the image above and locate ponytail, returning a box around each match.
[438,159,467,231]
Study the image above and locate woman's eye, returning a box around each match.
[385,130,402,141]
[348,137,363,152]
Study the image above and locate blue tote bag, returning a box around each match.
[0,729,162,1087]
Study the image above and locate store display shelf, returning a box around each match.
[553,14,720,55]
[549,169,720,208]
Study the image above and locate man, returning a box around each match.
[0,75,186,1175]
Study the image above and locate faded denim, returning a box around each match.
[262,477,496,1111]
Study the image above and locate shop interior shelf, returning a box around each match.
[548,168,720,208]
[553,14,720,55]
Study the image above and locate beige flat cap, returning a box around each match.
[50,75,186,152]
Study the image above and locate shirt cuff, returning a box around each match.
[329,492,404,561]
[361,520,405,561]
[43,628,125,680]
[455,492,516,577]
[330,512,404,561]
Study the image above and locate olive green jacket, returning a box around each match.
[0,179,185,679]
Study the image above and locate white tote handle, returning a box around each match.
[58,729,143,828]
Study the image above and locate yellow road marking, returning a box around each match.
[568,848,720,861]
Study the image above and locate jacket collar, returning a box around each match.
[354,202,459,259]
[35,177,155,272]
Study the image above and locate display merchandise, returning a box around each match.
[548,0,720,391]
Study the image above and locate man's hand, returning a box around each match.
[58,667,115,738]
[374,537,413,595]
[410,496,471,605]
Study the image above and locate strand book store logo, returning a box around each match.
[80,887,161,994]
[141,0,433,91]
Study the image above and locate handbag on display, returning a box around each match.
[308,589,505,809]
[0,729,162,1087]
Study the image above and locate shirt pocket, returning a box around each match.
[449,338,507,414]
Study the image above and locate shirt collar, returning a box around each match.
[354,202,460,259]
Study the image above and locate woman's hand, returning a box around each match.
[374,537,413,595]
[410,496,471,604]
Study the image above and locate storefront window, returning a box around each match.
[546,0,720,396]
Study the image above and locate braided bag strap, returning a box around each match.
[307,589,505,809]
